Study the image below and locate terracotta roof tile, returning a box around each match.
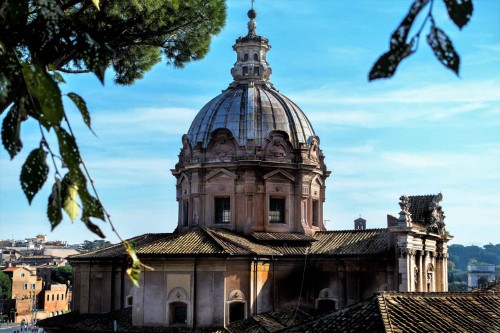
[378,292,500,333]
[227,306,314,333]
[70,233,171,259]
[284,298,384,333]
[310,229,389,255]
[2,267,20,272]
[250,233,316,242]
[38,307,226,332]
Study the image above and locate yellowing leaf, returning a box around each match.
[124,241,153,287]
[63,184,79,221]
[91,0,100,10]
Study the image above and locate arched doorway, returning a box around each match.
[169,302,187,325]
[229,302,245,323]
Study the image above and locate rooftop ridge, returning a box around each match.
[318,228,388,234]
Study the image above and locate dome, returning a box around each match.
[172,7,329,237]
[187,84,316,149]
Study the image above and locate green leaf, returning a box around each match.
[91,0,100,10]
[80,34,108,84]
[47,179,63,230]
[51,72,66,84]
[21,63,64,129]
[1,104,23,159]
[81,194,105,221]
[443,0,473,30]
[20,147,49,204]
[56,127,80,171]
[63,183,80,222]
[390,0,430,49]
[427,25,460,76]
[67,93,92,131]
[368,43,414,81]
[82,217,106,238]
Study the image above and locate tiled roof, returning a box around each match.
[378,292,500,333]
[71,228,280,261]
[284,291,500,332]
[137,228,280,256]
[310,229,389,256]
[2,267,20,272]
[38,307,226,332]
[71,228,391,261]
[284,298,384,333]
[250,233,316,242]
[70,233,171,259]
[227,306,314,333]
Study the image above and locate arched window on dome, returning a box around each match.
[253,53,258,61]
[244,53,249,61]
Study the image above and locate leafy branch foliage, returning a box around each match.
[369,0,473,80]
[1,0,226,286]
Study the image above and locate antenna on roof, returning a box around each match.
[251,0,255,9]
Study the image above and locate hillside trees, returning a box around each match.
[51,266,73,285]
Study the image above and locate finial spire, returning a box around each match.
[247,6,257,37]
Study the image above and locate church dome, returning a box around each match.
[173,7,329,236]
[187,84,316,149]
[186,9,316,150]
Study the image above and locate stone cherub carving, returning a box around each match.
[427,193,446,234]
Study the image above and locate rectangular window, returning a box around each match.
[269,198,285,223]
[242,66,248,76]
[47,295,49,301]
[182,200,189,226]
[23,283,28,290]
[215,197,231,224]
[253,66,260,76]
[312,200,319,227]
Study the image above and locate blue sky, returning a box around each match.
[1,0,499,246]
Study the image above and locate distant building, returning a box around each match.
[41,284,70,317]
[2,266,43,322]
[468,263,496,290]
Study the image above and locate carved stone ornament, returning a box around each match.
[308,136,321,162]
[265,131,291,160]
[209,129,235,159]
[181,134,192,161]
[399,247,410,258]
[229,289,244,301]
[398,195,412,226]
[427,193,446,234]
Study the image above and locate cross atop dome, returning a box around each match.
[230,5,272,84]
